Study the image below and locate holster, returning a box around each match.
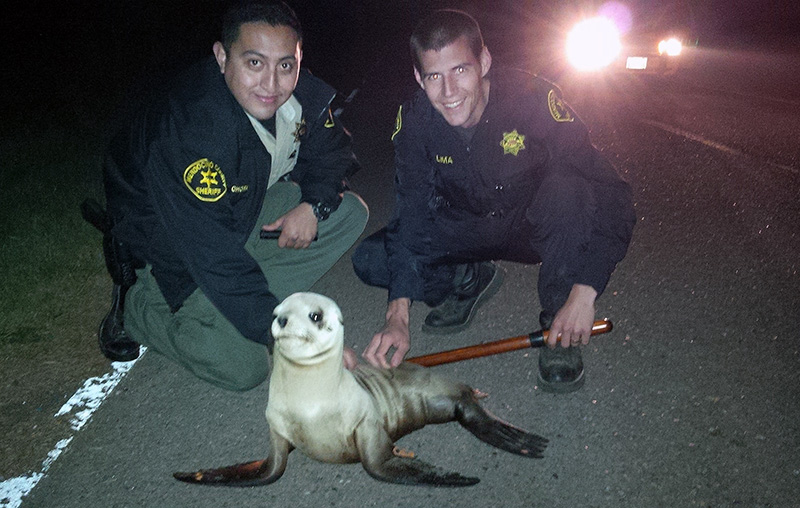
[80,198,141,288]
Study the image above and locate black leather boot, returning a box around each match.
[98,283,140,362]
[422,262,504,334]
[81,198,141,362]
[538,346,584,393]
[537,313,585,393]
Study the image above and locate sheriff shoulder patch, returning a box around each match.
[500,129,526,156]
[391,105,403,141]
[547,89,574,122]
[184,158,227,202]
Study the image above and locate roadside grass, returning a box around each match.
[0,109,116,480]
[0,1,224,484]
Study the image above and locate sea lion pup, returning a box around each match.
[174,292,547,487]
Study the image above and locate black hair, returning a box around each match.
[410,9,484,72]
[220,0,303,52]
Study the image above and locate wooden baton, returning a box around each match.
[406,319,613,367]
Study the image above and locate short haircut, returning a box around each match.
[220,0,303,52]
[410,9,484,72]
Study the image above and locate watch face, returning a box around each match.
[313,202,331,221]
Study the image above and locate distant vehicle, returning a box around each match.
[495,0,698,79]
[563,2,697,74]
[566,16,695,74]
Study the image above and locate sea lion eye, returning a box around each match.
[309,311,323,323]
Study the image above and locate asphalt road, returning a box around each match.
[21,44,800,507]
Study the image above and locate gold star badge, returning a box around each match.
[293,118,307,142]
[500,129,526,156]
[199,169,218,188]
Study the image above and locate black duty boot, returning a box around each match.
[538,346,584,393]
[422,262,504,334]
[537,312,585,393]
[99,283,140,362]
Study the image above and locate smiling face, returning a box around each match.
[413,35,491,129]
[213,22,302,121]
[271,293,343,365]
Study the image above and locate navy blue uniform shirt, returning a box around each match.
[386,67,635,302]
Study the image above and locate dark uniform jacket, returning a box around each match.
[386,67,635,302]
[104,56,357,346]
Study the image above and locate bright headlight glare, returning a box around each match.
[566,17,622,71]
[658,38,683,56]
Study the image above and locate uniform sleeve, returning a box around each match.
[538,87,636,295]
[385,103,435,302]
[291,107,358,211]
[146,125,276,346]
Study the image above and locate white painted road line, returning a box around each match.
[0,349,146,508]
[640,118,798,175]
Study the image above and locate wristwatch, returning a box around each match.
[309,201,332,221]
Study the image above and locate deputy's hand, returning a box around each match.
[262,203,318,249]
[343,346,358,371]
[547,284,598,348]
[363,298,411,369]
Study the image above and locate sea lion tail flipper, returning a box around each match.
[455,395,548,459]
[355,420,479,487]
[173,458,278,487]
[173,435,292,487]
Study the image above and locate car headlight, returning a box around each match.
[566,17,622,71]
[658,37,683,56]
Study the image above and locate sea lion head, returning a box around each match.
[271,292,344,366]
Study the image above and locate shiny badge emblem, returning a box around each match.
[293,118,307,142]
[500,129,526,156]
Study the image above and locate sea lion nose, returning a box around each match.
[277,316,288,328]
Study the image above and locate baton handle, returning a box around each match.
[407,319,613,367]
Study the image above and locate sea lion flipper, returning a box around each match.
[354,419,479,487]
[456,395,548,459]
[173,432,293,487]
[368,455,480,487]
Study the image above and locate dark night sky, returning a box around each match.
[2,0,798,121]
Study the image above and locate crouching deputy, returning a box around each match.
[352,9,635,393]
[83,0,367,391]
